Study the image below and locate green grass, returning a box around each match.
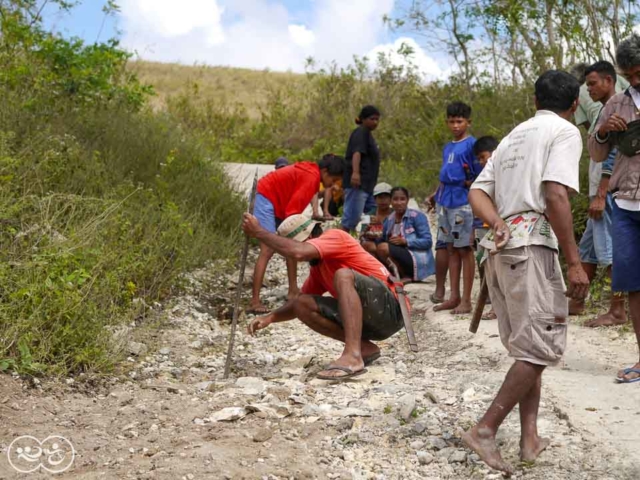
[0,100,245,375]
[0,11,245,376]
[129,61,305,117]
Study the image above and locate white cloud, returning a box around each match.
[118,0,447,79]
[310,0,395,65]
[367,37,448,81]
[288,24,315,48]
[120,0,225,45]
[121,0,302,68]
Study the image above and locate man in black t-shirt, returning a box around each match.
[341,105,382,232]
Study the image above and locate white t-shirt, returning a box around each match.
[573,85,604,198]
[616,198,640,211]
[471,110,582,250]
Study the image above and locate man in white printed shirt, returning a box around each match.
[464,70,590,475]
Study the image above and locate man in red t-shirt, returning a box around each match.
[242,213,405,380]
[249,155,344,314]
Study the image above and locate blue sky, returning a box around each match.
[43,0,449,79]
[45,2,117,42]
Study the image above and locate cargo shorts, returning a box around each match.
[313,272,403,341]
[485,246,568,366]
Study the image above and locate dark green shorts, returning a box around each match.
[312,271,403,341]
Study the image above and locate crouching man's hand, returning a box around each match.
[247,314,273,336]
[242,213,263,238]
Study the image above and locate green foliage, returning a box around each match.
[0,338,46,375]
[162,48,590,245]
[166,52,537,198]
[0,5,152,110]
[387,0,640,85]
[0,4,244,375]
[0,1,596,376]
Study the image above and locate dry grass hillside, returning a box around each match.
[129,60,305,115]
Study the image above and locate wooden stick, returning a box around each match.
[387,262,419,352]
[469,277,488,334]
[223,169,259,379]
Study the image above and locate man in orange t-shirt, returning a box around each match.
[242,213,405,381]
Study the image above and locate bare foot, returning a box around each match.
[247,303,270,314]
[462,426,514,475]
[360,341,380,359]
[452,300,472,315]
[585,311,627,328]
[520,436,551,462]
[433,297,461,312]
[430,292,445,304]
[568,299,585,316]
[482,309,497,320]
[617,362,640,382]
[287,289,300,301]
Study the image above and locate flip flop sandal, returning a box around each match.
[615,368,640,383]
[246,307,271,315]
[429,293,444,304]
[316,366,368,381]
[363,352,381,366]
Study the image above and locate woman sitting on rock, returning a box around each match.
[377,187,435,282]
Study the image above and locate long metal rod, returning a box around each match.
[223,169,259,379]
[387,262,419,352]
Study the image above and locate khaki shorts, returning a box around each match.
[485,246,568,366]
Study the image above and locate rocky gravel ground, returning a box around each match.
[1,247,640,479]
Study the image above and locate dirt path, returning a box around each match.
[1,164,638,479]
[418,281,640,476]
[1,247,639,480]
[223,163,274,194]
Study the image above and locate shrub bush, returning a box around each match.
[164,52,589,206]
[0,5,244,374]
[163,50,590,248]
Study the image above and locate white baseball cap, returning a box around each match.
[373,182,393,197]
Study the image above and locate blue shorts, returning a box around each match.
[578,195,613,266]
[341,188,377,231]
[612,200,640,292]
[435,240,448,250]
[437,204,474,248]
[253,193,282,233]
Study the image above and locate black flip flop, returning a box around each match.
[316,366,368,381]
[246,307,271,315]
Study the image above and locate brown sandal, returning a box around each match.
[316,366,368,381]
